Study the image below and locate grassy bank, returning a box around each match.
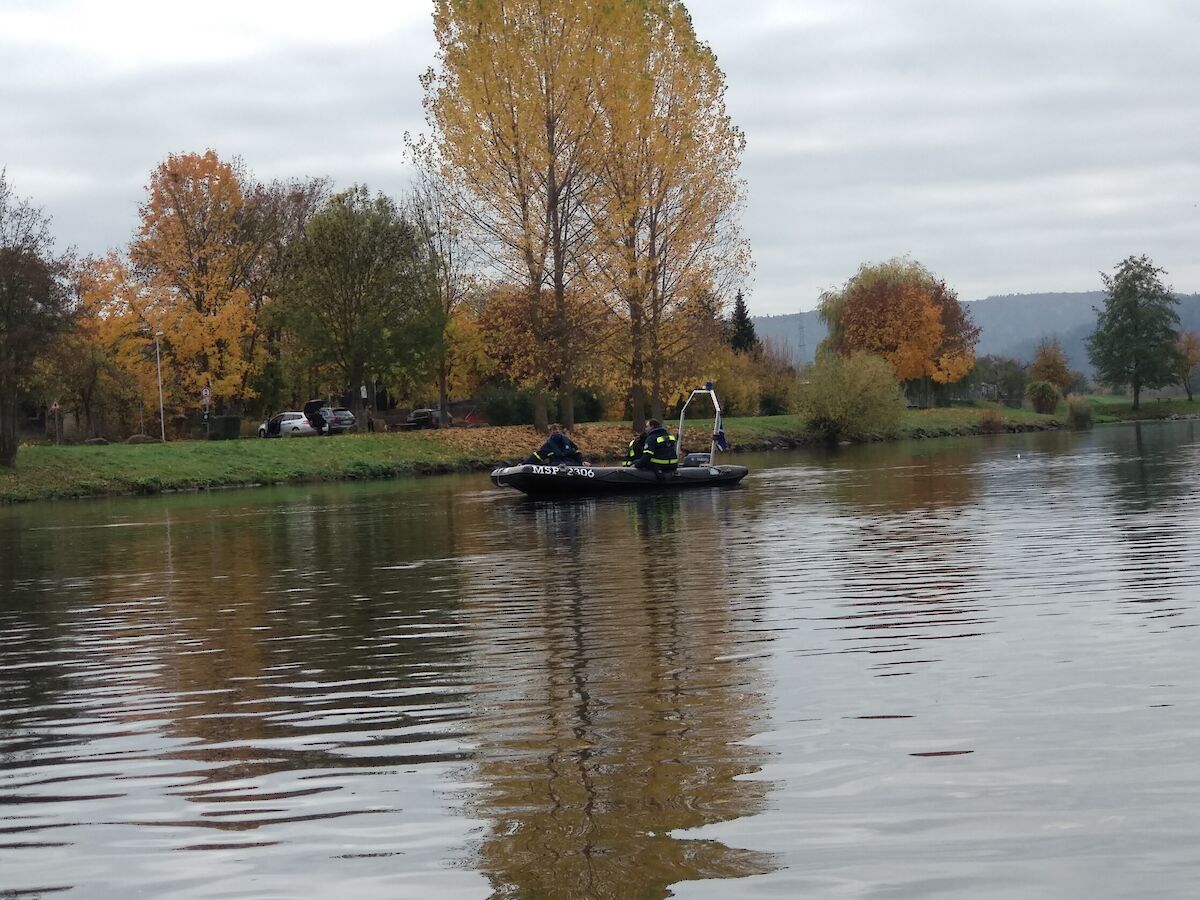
[1086,396,1199,423]
[0,406,1061,503]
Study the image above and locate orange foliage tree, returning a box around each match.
[1175,330,1200,401]
[130,150,324,414]
[1028,337,1072,394]
[478,284,617,404]
[130,151,259,410]
[67,253,164,435]
[819,257,979,398]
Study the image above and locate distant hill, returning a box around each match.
[754,292,1200,374]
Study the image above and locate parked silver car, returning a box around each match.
[258,411,318,438]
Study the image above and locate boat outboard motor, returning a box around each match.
[682,452,711,468]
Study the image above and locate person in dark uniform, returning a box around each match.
[525,423,585,466]
[634,418,678,474]
[622,429,646,467]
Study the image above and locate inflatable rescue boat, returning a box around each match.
[490,384,749,498]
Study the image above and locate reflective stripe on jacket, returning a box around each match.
[638,427,678,469]
[623,434,645,467]
[532,432,582,465]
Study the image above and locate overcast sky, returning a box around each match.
[2,0,1197,313]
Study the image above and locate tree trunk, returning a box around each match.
[630,298,646,433]
[349,364,366,414]
[438,354,450,422]
[630,383,646,435]
[558,379,574,430]
[649,374,664,420]
[0,382,18,468]
[1132,379,1141,411]
[532,388,548,432]
[1183,374,1193,402]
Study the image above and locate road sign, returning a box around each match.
[50,400,59,412]
[201,386,211,403]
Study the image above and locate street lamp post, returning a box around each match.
[154,331,166,442]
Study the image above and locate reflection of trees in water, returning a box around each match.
[0,487,476,823]
[800,446,990,673]
[827,442,981,514]
[1102,422,1200,623]
[1105,421,1199,512]
[155,489,475,796]
[458,494,775,899]
[0,514,77,772]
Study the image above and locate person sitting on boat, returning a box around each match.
[634,419,678,474]
[525,423,585,466]
[622,429,646,467]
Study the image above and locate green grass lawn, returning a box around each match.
[1084,395,1199,423]
[1,404,1065,504]
[0,432,480,503]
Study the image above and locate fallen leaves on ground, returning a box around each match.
[427,423,636,463]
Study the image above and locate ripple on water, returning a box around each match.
[2,422,1200,897]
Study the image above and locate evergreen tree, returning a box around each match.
[1087,255,1180,410]
[728,291,760,354]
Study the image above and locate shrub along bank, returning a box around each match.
[0,407,1061,503]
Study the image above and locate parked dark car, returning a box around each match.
[406,408,452,429]
[325,407,356,434]
[299,400,357,435]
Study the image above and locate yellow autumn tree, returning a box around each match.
[130,151,263,411]
[1028,337,1073,394]
[1175,329,1200,401]
[423,0,623,428]
[819,257,979,398]
[588,0,749,425]
[69,253,165,434]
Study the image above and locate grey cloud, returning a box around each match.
[688,0,1200,310]
[2,18,431,253]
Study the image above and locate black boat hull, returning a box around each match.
[490,463,748,497]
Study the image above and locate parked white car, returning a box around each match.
[258,411,318,438]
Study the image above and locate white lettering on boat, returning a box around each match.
[529,465,594,478]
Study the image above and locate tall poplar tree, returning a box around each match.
[408,165,474,424]
[423,0,616,428]
[1087,255,1180,410]
[588,0,748,424]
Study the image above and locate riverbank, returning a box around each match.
[1087,396,1199,423]
[0,407,1062,503]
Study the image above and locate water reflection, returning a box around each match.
[458,494,776,898]
[5,422,1200,898]
[1099,421,1200,627]
[0,485,483,892]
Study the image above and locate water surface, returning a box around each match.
[2,421,1199,898]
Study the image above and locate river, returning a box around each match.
[2,420,1199,898]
